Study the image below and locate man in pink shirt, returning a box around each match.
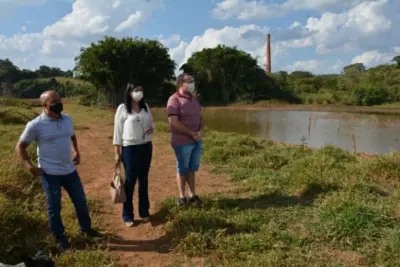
[167,73,204,207]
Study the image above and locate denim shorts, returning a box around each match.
[173,141,203,175]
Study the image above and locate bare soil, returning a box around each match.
[74,120,232,266]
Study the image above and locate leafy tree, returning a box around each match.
[75,36,176,107]
[180,45,288,104]
[268,59,399,106]
[36,65,70,78]
[343,63,366,75]
[392,55,400,67]
[0,59,20,84]
[19,69,38,80]
[11,78,91,98]
[65,70,74,77]
[270,71,289,90]
[290,71,313,79]
[352,85,388,106]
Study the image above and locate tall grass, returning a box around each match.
[158,124,400,266]
[0,98,115,266]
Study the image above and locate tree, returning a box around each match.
[0,59,20,84]
[75,36,176,107]
[180,45,283,104]
[343,63,366,75]
[270,71,289,90]
[35,65,69,78]
[392,55,400,67]
[64,70,74,77]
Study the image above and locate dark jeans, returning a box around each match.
[122,142,152,222]
[41,170,91,238]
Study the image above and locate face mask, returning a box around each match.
[131,91,143,102]
[187,82,195,93]
[49,102,63,114]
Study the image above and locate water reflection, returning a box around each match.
[152,109,400,154]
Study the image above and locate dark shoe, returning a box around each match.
[189,195,204,208]
[56,235,70,253]
[25,250,55,266]
[83,229,105,240]
[177,197,187,207]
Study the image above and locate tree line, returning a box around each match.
[75,36,400,107]
[2,36,399,107]
[271,61,400,106]
[0,59,91,98]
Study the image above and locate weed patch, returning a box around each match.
[158,127,400,266]
[0,103,115,266]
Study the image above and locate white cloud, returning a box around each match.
[283,60,328,73]
[305,0,399,54]
[158,34,181,47]
[212,0,368,20]
[43,0,163,39]
[172,0,399,74]
[332,59,345,73]
[168,24,312,72]
[0,0,164,70]
[115,11,143,32]
[0,0,398,75]
[352,50,397,67]
[283,59,347,74]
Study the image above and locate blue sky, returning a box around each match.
[0,0,398,73]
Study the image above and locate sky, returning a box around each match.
[0,0,399,75]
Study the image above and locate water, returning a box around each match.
[151,109,400,154]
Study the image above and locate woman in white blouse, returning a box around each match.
[113,84,154,227]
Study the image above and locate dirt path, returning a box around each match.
[74,118,232,266]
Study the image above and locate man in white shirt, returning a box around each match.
[15,91,103,253]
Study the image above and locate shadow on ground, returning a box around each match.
[214,183,340,210]
[105,207,172,254]
[104,183,341,255]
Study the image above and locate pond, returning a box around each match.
[151,108,400,154]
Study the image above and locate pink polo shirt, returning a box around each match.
[167,92,201,146]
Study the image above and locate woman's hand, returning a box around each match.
[144,126,154,134]
[115,153,121,165]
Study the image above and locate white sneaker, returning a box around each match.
[142,217,150,223]
[125,222,134,227]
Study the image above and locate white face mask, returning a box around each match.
[131,91,143,102]
[187,82,195,93]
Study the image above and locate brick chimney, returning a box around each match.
[266,34,271,73]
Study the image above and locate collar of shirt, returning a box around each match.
[40,111,63,121]
[176,91,193,100]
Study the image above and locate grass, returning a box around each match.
[156,124,400,266]
[3,98,400,266]
[0,99,115,266]
[373,102,400,109]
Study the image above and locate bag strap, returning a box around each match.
[115,163,122,175]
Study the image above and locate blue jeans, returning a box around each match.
[173,141,203,175]
[122,142,152,222]
[41,170,91,238]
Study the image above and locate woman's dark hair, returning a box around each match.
[125,83,148,114]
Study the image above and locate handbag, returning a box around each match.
[110,164,126,204]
